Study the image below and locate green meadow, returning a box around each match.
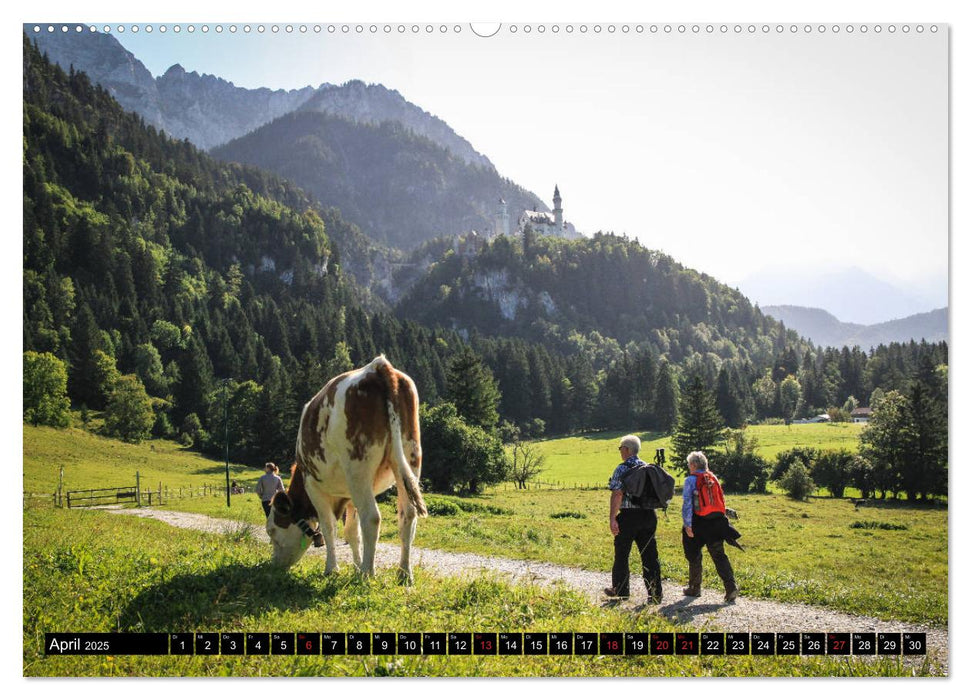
[23,503,932,677]
[23,421,946,646]
[23,425,265,496]
[522,423,865,487]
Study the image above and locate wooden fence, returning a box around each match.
[500,479,604,491]
[27,468,251,508]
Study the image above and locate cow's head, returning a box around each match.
[266,492,306,568]
[266,465,322,568]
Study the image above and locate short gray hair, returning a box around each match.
[686,451,708,470]
[619,435,641,454]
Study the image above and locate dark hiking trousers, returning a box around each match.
[261,500,272,517]
[612,508,662,599]
[682,526,736,593]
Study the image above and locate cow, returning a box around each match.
[266,355,427,583]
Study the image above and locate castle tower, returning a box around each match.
[495,197,509,237]
[553,185,563,229]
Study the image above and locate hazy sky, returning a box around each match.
[103,23,947,307]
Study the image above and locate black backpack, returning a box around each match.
[621,462,676,510]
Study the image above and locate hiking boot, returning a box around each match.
[647,594,663,605]
[724,588,739,603]
[603,587,629,599]
[682,587,701,597]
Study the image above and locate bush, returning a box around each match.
[779,459,815,501]
[422,495,511,516]
[550,511,586,519]
[826,406,852,423]
[718,429,770,493]
[813,449,854,498]
[850,456,874,499]
[420,402,510,495]
[850,520,909,531]
[424,497,461,516]
[772,447,821,481]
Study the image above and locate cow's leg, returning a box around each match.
[344,502,362,569]
[306,491,340,574]
[346,474,381,577]
[397,489,418,585]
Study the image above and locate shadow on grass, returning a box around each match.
[656,600,730,624]
[117,562,344,631]
[851,499,947,511]
[186,463,258,477]
[573,430,668,444]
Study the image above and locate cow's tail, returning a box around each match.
[375,357,428,517]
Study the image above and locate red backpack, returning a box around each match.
[692,471,726,516]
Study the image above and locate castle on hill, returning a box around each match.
[494,185,578,238]
[454,185,578,258]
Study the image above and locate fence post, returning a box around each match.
[136,471,141,507]
[57,466,64,508]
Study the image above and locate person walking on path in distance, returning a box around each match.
[256,462,285,517]
[681,451,742,602]
[604,435,663,603]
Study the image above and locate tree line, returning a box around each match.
[668,354,948,502]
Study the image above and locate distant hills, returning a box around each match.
[762,305,948,349]
[738,265,943,326]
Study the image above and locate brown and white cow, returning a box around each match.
[266,355,427,583]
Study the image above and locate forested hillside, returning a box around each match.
[23,36,457,461]
[212,110,550,250]
[22,37,628,459]
[23,35,948,470]
[398,232,806,370]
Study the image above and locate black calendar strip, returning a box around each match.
[44,632,928,656]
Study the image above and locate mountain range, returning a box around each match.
[761,305,948,350]
[28,27,944,344]
[29,27,553,253]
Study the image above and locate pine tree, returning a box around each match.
[716,364,745,428]
[905,377,947,499]
[671,375,726,472]
[445,344,501,431]
[654,359,680,433]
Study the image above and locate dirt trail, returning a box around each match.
[111,507,948,673]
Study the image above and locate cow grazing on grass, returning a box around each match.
[266,356,427,582]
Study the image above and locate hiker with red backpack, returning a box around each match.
[682,451,742,603]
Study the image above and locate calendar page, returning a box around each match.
[22,20,948,679]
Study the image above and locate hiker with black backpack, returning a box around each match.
[681,451,742,603]
[604,434,674,603]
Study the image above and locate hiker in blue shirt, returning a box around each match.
[604,434,662,603]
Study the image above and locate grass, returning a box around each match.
[23,502,933,677]
[523,423,865,487]
[155,486,947,627]
[23,424,263,496]
[23,424,947,630]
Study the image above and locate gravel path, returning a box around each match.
[111,507,948,673]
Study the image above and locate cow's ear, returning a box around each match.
[272,491,292,515]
